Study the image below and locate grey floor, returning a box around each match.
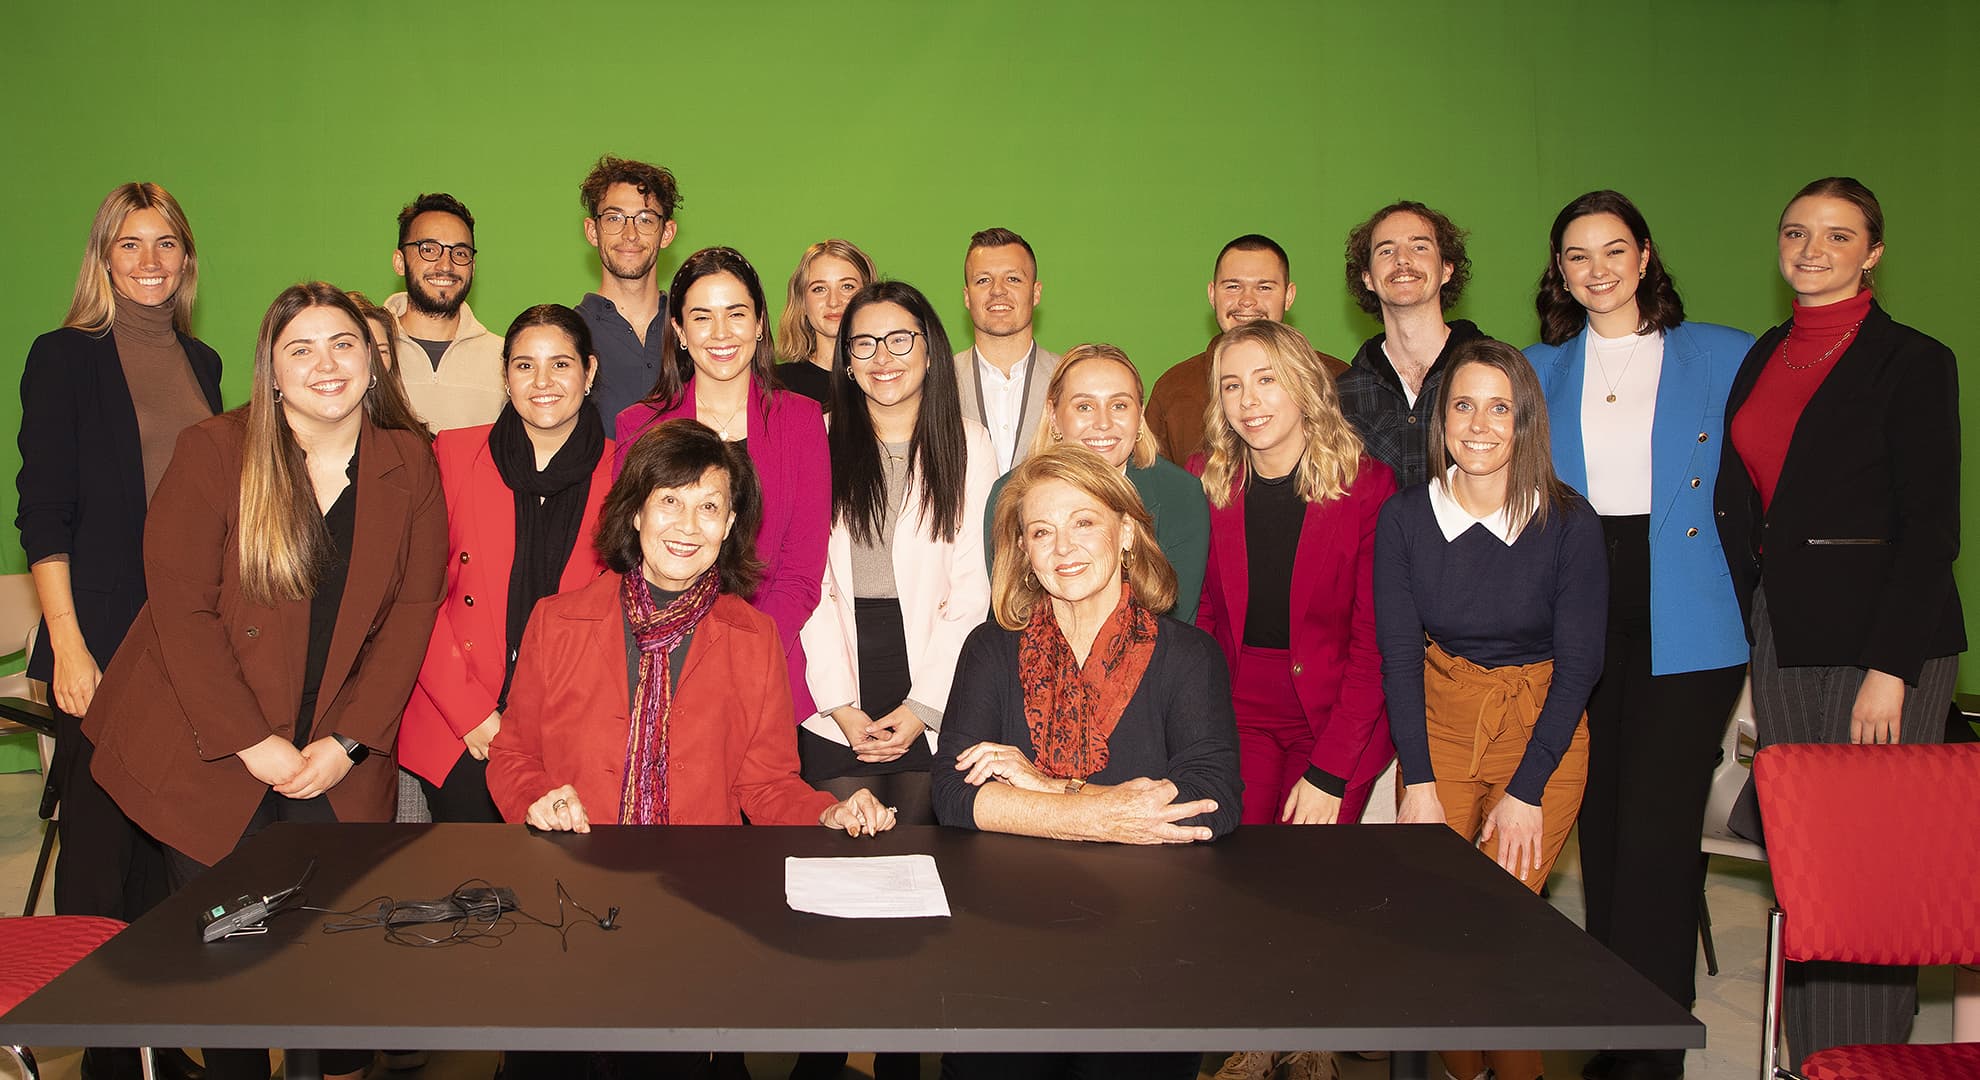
[0,768,1953,1080]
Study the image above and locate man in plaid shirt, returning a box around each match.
[1335,200,1487,489]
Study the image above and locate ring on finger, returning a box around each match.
[553,798,570,811]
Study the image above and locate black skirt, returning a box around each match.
[799,596,932,780]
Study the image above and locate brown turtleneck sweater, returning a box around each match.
[111,300,213,501]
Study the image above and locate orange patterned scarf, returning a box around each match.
[1018,589,1157,780]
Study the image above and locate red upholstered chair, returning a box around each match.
[1754,742,1980,1079]
[0,915,152,1080]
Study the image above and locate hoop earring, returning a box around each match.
[273,388,284,403]
[368,374,378,391]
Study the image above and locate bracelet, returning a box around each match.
[1063,777,1086,795]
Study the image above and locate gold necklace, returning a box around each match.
[1593,333,1645,404]
[1780,326,1859,371]
[696,398,746,440]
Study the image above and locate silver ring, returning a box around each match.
[553,798,569,811]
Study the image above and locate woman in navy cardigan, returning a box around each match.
[16,184,223,923]
[1525,190,1751,1080]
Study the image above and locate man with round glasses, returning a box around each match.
[575,155,681,428]
[386,191,504,430]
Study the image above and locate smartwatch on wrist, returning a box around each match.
[331,734,370,766]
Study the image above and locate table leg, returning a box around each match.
[282,1048,322,1080]
[1389,1049,1430,1080]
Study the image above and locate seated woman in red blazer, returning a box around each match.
[487,418,894,834]
[84,282,445,1080]
[400,304,614,822]
[1192,319,1396,828]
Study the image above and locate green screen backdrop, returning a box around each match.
[4,1,1977,683]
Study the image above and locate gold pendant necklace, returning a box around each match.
[1593,332,1645,404]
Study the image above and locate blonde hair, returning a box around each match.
[64,182,199,335]
[238,283,428,604]
[989,445,1177,630]
[1026,343,1159,469]
[776,239,876,363]
[1199,320,1362,509]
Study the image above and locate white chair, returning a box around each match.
[1699,678,1764,975]
[0,572,58,915]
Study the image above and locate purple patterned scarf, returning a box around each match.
[618,569,721,824]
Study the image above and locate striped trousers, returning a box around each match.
[1748,585,1960,1068]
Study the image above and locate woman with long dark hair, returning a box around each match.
[401,304,613,822]
[1525,190,1753,1080]
[84,282,445,1080]
[1718,177,1964,1070]
[614,246,830,727]
[792,280,994,1080]
[1376,339,1606,1080]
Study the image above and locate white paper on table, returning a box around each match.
[784,854,952,919]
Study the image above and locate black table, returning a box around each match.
[0,823,1701,1079]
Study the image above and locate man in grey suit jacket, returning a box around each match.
[955,226,1059,475]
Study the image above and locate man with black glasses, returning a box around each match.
[386,191,504,430]
[574,156,681,428]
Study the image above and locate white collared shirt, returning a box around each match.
[1428,466,1524,545]
[975,346,1031,472]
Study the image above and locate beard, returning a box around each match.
[601,244,660,283]
[406,270,469,317]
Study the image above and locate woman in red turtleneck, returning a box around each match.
[1715,177,1965,1072]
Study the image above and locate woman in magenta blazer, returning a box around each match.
[402,305,613,822]
[615,247,829,721]
[1193,320,1396,828]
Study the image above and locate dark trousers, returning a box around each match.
[162,790,374,1080]
[1745,584,1960,1068]
[1576,516,1747,1071]
[941,1051,1202,1079]
[417,749,502,822]
[51,712,169,920]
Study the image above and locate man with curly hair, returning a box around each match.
[1335,201,1487,488]
[575,155,681,428]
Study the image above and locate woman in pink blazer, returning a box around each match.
[402,305,613,821]
[615,247,829,721]
[1193,320,1396,829]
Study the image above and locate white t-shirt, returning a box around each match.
[1579,328,1663,516]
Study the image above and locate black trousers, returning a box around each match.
[1576,516,1746,1071]
[417,749,502,822]
[162,790,375,1080]
[50,711,169,920]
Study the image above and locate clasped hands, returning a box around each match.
[952,741,1217,844]
[522,785,897,837]
[236,733,356,801]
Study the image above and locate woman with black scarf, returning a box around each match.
[401,304,614,821]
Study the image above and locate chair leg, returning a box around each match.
[6,1043,41,1080]
[1699,855,1720,977]
[139,1046,156,1080]
[22,815,56,916]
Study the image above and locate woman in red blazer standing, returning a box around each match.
[1193,320,1396,828]
[401,304,613,821]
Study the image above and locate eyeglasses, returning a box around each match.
[401,239,477,266]
[596,210,666,235]
[847,330,923,360]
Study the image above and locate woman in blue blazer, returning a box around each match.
[1526,190,1750,1080]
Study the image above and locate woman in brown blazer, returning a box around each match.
[83,282,444,1080]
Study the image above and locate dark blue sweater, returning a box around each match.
[1373,483,1607,803]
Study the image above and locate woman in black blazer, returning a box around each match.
[1716,176,1963,1071]
[14,183,222,939]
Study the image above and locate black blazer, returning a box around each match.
[14,325,224,682]
[1714,300,1963,683]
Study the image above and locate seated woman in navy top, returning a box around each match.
[1373,338,1606,1080]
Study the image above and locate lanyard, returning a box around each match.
[969,341,1038,431]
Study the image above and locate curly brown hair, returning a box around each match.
[579,155,681,220]
[1343,200,1470,316]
